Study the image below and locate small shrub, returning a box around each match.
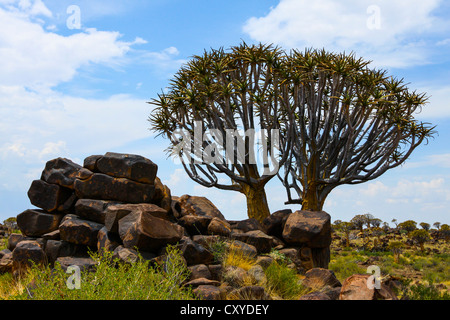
[264,261,307,300]
[11,246,195,300]
[406,283,450,300]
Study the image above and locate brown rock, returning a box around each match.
[17,209,63,237]
[177,215,212,235]
[262,209,291,238]
[207,217,231,237]
[12,240,46,271]
[7,233,24,251]
[231,230,274,253]
[184,277,221,288]
[83,155,102,172]
[193,285,226,300]
[97,226,121,253]
[96,152,158,184]
[118,209,184,252]
[27,179,74,212]
[302,268,342,290]
[74,173,155,203]
[282,210,331,248]
[188,264,212,280]
[59,214,104,247]
[179,195,225,220]
[339,274,398,300]
[105,203,170,233]
[153,177,172,212]
[44,240,79,264]
[230,285,271,300]
[41,157,92,189]
[75,199,121,224]
[179,237,214,265]
[0,252,13,273]
[230,218,265,233]
[299,291,331,300]
[56,256,97,272]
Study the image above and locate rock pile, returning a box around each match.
[0,151,374,299]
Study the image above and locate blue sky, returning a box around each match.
[1,0,449,226]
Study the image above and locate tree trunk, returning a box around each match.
[301,182,325,211]
[301,185,331,269]
[242,184,271,223]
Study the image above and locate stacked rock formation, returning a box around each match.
[0,152,333,286]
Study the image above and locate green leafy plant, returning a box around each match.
[11,247,195,300]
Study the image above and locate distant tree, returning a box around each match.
[440,224,450,242]
[335,221,353,247]
[332,220,343,228]
[433,222,441,230]
[351,214,366,233]
[392,219,398,228]
[382,221,390,232]
[371,218,382,228]
[398,220,417,233]
[419,222,430,231]
[388,241,405,263]
[362,213,375,228]
[409,229,431,252]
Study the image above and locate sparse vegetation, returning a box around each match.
[3,246,196,300]
[0,215,448,300]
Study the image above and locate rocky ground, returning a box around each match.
[0,152,445,300]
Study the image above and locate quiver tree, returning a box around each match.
[149,43,293,222]
[279,49,435,211]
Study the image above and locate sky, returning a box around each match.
[0,0,449,226]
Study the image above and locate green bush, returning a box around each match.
[11,246,196,300]
[406,283,450,300]
[264,261,307,300]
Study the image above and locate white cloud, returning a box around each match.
[0,5,143,90]
[243,0,448,68]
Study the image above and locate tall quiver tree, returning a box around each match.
[279,49,435,210]
[149,43,293,222]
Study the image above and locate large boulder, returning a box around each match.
[41,157,92,189]
[118,209,184,252]
[97,226,121,253]
[178,195,225,220]
[153,177,172,212]
[282,210,331,248]
[59,214,104,247]
[177,215,212,235]
[231,230,274,253]
[104,203,171,233]
[96,152,158,184]
[179,237,214,265]
[83,155,102,172]
[339,274,398,300]
[301,268,342,290]
[56,256,97,272]
[44,240,80,264]
[12,240,46,271]
[27,179,74,212]
[75,199,121,224]
[16,209,63,237]
[262,209,291,238]
[74,173,155,203]
[207,217,231,237]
